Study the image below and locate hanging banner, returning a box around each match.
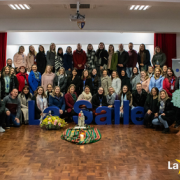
[77,21,85,29]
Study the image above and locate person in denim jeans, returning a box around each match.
[3,88,21,128]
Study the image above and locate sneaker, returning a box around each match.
[162,128,170,134]
[0,127,5,132]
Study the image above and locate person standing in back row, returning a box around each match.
[138,44,151,71]
[46,43,56,72]
[110,44,129,79]
[126,42,137,78]
[73,43,86,77]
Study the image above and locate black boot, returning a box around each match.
[162,128,170,134]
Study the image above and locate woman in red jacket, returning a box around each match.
[16,66,29,93]
[64,84,78,122]
[163,67,177,98]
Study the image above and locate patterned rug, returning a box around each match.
[61,126,101,144]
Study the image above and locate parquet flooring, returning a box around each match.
[0,124,180,180]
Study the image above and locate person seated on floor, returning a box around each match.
[3,88,21,128]
[64,84,78,122]
[0,100,5,132]
[18,85,33,125]
[53,67,67,94]
[49,86,65,117]
[132,83,147,108]
[152,89,175,133]
[45,84,53,105]
[106,86,116,109]
[147,66,154,78]
[144,87,159,128]
[77,85,92,103]
[118,85,132,118]
[149,67,164,92]
[32,86,48,120]
[28,64,42,95]
[140,70,150,93]
[120,70,132,91]
[91,87,108,115]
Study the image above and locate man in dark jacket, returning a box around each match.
[132,83,147,107]
[0,100,5,132]
[3,88,21,128]
[117,44,129,78]
[73,43,86,77]
[126,43,137,78]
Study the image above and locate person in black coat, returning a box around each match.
[0,100,5,132]
[91,87,108,109]
[152,89,175,133]
[144,87,159,128]
[80,69,92,94]
[95,42,109,77]
[132,83,147,108]
[67,68,81,95]
[53,67,67,94]
[137,44,151,71]
[91,68,101,95]
[1,66,19,98]
[120,69,132,91]
[36,45,47,75]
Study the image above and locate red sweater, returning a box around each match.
[16,73,29,92]
[127,50,138,67]
[64,92,77,113]
[163,76,176,98]
[73,50,86,69]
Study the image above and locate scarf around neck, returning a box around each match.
[82,91,92,101]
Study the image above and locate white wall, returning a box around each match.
[6,32,154,66]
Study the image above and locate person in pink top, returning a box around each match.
[140,70,150,93]
[13,46,27,68]
[26,45,37,72]
[41,65,55,92]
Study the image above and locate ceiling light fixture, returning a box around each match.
[24,4,30,9]
[9,4,17,10]
[143,5,149,10]
[19,4,25,10]
[134,5,140,10]
[130,5,135,10]
[139,5,145,10]
[14,4,21,10]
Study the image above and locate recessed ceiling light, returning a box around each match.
[8,4,31,10]
[143,5,149,10]
[139,5,145,10]
[130,5,135,10]
[134,5,140,10]
[19,4,25,10]
[9,4,17,10]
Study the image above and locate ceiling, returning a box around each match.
[0,0,180,32]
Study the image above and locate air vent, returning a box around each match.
[70,4,90,9]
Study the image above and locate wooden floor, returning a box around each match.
[0,124,180,180]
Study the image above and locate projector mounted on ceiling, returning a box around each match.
[70,2,85,22]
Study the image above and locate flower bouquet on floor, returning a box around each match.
[40,115,68,130]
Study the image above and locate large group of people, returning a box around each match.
[0,42,179,134]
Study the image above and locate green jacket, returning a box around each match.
[152,53,166,67]
[110,52,118,71]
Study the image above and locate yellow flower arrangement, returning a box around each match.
[40,115,68,130]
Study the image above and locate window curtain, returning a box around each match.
[0,32,7,70]
[154,33,176,67]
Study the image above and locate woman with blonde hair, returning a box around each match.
[53,67,67,94]
[46,43,56,72]
[26,45,37,72]
[101,69,111,96]
[152,89,175,133]
[32,86,47,119]
[13,46,27,68]
[49,86,65,116]
[149,67,164,92]
[140,70,150,92]
[111,71,121,94]
[41,65,55,92]
[107,44,114,75]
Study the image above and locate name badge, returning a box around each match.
[171,85,174,90]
